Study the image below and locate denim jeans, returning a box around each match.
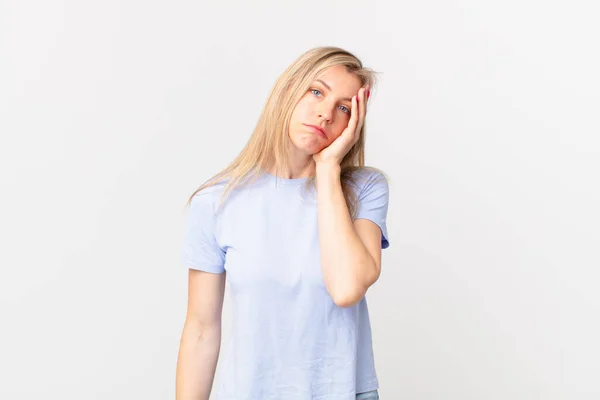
[356,389,379,399]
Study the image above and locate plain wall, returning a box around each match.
[1,0,598,399]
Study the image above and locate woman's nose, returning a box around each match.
[317,104,334,122]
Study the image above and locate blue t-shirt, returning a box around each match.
[182,168,390,400]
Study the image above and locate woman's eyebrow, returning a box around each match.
[316,79,353,102]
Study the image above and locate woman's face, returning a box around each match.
[288,65,363,155]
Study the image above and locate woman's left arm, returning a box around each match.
[313,86,384,307]
[315,162,383,308]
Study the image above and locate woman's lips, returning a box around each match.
[304,124,327,139]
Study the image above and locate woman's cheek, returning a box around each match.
[328,131,342,144]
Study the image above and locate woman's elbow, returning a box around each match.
[331,275,380,308]
[331,286,366,308]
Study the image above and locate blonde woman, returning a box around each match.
[176,46,390,400]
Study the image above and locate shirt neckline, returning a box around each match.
[260,169,310,186]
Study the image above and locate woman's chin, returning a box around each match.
[304,144,327,156]
[290,136,326,155]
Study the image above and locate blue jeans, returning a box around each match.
[356,389,379,399]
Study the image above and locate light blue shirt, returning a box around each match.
[182,168,390,400]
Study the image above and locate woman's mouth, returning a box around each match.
[303,124,327,139]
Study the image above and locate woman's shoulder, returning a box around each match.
[188,173,266,211]
[187,179,230,208]
[347,166,389,191]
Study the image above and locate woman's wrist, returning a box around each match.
[315,163,341,187]
[315,161,341,176]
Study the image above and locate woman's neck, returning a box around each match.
[265,159,315,179]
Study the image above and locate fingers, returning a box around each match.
[360,86,368,123]
[347,86,369,144]
[348,94,359,134]
[355,86,369,139]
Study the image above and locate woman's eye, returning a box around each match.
[311,89,322,96]
[339,105,350,114]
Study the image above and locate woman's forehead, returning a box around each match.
[315,66,362,94]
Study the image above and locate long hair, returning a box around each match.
[185,46,386,218]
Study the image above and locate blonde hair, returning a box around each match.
[186,46,386,218]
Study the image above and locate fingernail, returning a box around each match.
[367,90,371,99]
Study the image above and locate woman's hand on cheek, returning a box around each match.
[312,86,369,167]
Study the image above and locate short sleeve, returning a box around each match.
[181,191,226,273]
[354,170,390,249]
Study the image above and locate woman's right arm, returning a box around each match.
[176,268,226,400]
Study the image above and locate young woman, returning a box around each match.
[176,46,390,400]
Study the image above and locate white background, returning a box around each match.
[1,0,599,399]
